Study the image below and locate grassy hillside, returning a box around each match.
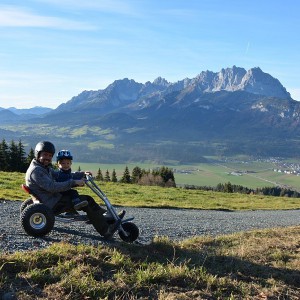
[2,171,300,210]
[1,226,299,299]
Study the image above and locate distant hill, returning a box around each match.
[0,66,299,163]
[6,106,53,115]
[0,106,53,123]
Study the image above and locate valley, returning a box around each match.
[1,66,300,179]
[0,66,300,164]
[71,156,300,191]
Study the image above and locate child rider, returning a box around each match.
[55,149,88,210]
[55,149,126,220]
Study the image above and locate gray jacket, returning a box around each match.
[25,159,77,209]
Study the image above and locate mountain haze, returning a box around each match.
[0,106,53,122]
[1,66,299,163]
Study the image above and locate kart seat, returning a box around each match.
[21,184,31,194]
[21,184,78,215]
[21,184,41,202]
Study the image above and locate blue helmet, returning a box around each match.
[56,149,73,162]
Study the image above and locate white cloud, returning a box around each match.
[0,5,96,30]
[35,0,138,16]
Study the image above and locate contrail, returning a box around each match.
[245,42,250,55]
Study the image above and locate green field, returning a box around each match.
[2,171,300,210]
[72,158,300,190]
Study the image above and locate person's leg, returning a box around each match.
[79,195,109,235]
[52,194,73,215]
[69,189,88,209]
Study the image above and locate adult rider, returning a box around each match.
[25,141,119,238]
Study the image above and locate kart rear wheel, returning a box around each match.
[118,222,139,243]
[21,203,55,237]
[20,198,34,213]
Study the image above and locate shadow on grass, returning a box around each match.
[35,226,300,289]
[121,238,300,290]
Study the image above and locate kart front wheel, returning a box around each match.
[118,222,139,243]
[20,203,55,237]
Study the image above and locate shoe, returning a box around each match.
[73,198,88,210]
[86,210,125,225]
[59,212,79,218]
[103,220,121,239]
[118,210,126,219]
[104,210,126,220]
[66,210,79,215]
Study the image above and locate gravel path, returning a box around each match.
[0,200,299,253]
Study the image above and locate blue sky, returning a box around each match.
[0,0,299,109]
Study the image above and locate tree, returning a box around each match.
[17,140,27,172]
[131,166,142,183]
[26,147,35,166]
[138,173,164,186]
[0,139,9,171]
[96,168,104,181]
[111,169,117,182]
[216,183,224,192]
[0,139,33,172]
[157,166,175,183]
[104,169,111,182]
[120,166,131,183]
[151,166,176,187]
[9,140,19,172]
[224,182,233,193]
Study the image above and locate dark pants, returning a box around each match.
[53,194,109,235]
[61,189,80,202]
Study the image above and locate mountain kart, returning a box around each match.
[20,175,139,243]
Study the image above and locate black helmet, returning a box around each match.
[56,149,73,162]
[34,141,55,159]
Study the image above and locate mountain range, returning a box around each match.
[1,66,300,163]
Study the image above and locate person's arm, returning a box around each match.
[72,171,92,180]
[71,171,85,180]
[30,167,79,192]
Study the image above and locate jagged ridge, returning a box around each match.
[54,66,291,114]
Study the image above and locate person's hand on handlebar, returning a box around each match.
[84,172,93,180]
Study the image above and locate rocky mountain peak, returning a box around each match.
[214,66,247,91]
[240,67,291,99]
[186,66,291,99]
[107,78,141,91]
[55,66,292,114]
[152,77,169,86]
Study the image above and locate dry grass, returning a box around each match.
[1,226,299,299]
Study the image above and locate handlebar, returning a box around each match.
[84,174,93,181]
